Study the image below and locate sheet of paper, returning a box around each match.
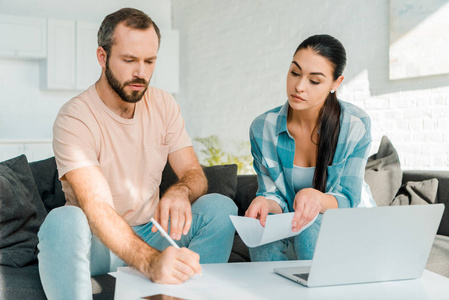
[110,265,242,299]
[230,212,317,247]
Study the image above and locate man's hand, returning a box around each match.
[152,146,207,240]
[152,186,192,240]
[146,246,201,284]
[245,196,282,227]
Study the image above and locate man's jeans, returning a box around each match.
[249,214,323,261]
[37,193,237,300]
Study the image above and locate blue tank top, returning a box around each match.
[292,165,315,193]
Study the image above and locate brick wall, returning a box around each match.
[173,0,449,170]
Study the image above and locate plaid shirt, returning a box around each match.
[250,100,376,213]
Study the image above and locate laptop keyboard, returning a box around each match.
[293,273,309,281]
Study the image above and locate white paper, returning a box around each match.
[110,265,237,299]
[230,212,317,247]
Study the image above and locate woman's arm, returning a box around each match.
[292,114,372,231]
[245,120,288,225]
[291,188,337,231]
[325,118,372,208]
[249,121,289,212]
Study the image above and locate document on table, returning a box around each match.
[230,212,317,248]
[110,265,240,299]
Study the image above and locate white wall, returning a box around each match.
[2,0,449,169]
[172,0,449,170]
[0,0,172,161]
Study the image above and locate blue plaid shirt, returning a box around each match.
[250,100,376,213]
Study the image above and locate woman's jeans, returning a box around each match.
[37,193,237,300]
[249,214,323,261]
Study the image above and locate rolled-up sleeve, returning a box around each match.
[326,117,372,208]
[250,122,289,213]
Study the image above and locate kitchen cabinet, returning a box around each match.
[0,15,46,59]
[76,21,101,90]
[40,19,76,90]
[2,15,180,93]
[41,20,100,90]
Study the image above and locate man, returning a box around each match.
[37,8,237,299]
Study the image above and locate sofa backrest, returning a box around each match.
[235,171,449,236]
[27,156,449,237]
[234,174,258,216]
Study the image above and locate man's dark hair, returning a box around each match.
[98,7,161,55]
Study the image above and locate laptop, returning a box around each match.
[274,204,444,287]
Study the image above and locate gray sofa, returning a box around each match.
[1,155,448,299]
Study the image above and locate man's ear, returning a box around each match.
[97,46,107,69]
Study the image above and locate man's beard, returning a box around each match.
[105,57,149,104]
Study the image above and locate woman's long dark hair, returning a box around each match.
[294,34,346,192]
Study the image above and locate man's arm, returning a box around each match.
[65,165,201,284]
[152,146,207,240]
[168,146,208,202]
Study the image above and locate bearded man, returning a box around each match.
[37,8,237,300]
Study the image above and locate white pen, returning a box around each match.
[150,217,180,249]
[151,217,203,278]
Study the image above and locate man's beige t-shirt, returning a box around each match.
[53,85,192,226]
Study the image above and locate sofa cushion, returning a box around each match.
[29,157,65,213]
[402,170,449,237]
[0,264,46,299]
[229,234,250,262]
[365,136,402,206]
[391,178,438,206]
[160,163,238,200]
[0,264,116,300]
[0,155,47,267]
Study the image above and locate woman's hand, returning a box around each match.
[245,196,282,227]
[292,188,322,232]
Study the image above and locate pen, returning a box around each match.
[150,217,180,249]
[151,217,203,278]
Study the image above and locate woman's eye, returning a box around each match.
[291,71,300,77]
[310,80,319,85]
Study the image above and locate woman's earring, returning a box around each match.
[330,89,335,94]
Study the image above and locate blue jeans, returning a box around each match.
[249,214,323,261]
[37,193,237,300]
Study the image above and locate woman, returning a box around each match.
[245,34,376,261]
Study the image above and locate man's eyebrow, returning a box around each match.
[291,61,326,78]
[121,54,157,60]
[121,54,137,59]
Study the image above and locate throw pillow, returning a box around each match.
[160,163,238,200]
[29,157,65,212]
[0,155,47,267]
[364,136,402,206]
[391,178,438,206]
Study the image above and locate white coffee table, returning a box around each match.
[112,260,449,300]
